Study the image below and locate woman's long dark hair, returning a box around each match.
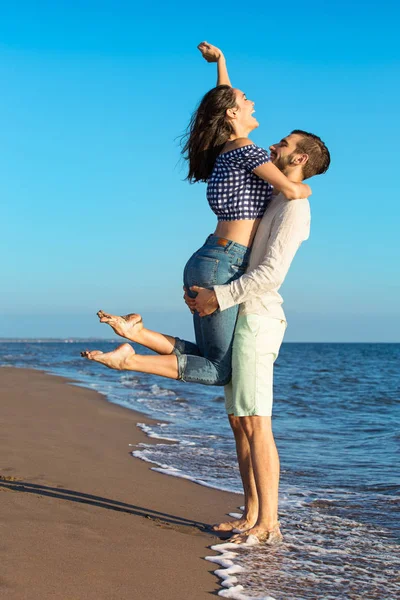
[181,85,237,182]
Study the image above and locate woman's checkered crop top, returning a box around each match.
[206,144,272,221]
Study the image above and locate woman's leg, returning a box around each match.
[81,310,201,380]
[97,310,183,355]
[81,343,181,379]
[174,239,250,385]
[97,310,201,357]
[82,308,236,383]
[82,305,238,384]
[82,238,250,385]
[175,305,239,385]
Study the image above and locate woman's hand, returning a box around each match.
[197,41,231,86]
[197,41,223,63]
[291,182,312,199]
[190,286,219,317]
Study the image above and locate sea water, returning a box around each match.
[1,340,399,598]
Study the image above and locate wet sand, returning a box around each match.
[0,367,242,600]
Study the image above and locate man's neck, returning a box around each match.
[282,165,303,183]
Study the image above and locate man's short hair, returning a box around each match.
[291,130,330,180]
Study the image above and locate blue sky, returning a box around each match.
[1,0,399,341]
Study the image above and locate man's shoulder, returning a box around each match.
[269,193,310,220]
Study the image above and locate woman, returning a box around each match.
[81,43,311,384]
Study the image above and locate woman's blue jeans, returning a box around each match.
[173,235,251,386]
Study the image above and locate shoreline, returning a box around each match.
[0,367,242,599]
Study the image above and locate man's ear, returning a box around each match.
[292,153,309,166]
[226,107,238,119]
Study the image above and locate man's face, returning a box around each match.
[269,133,303,171]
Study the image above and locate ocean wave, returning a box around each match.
[207,508,400,599]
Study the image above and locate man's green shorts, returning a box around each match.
[224,314,286,417]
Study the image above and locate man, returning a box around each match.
[187,131,329,545]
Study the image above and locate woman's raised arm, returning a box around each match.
[197,41,232,87]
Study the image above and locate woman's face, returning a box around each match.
[231,88,258,131]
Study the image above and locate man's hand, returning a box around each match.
[190,286,219,317]
[183,287,196,314]
[197,41,223,63]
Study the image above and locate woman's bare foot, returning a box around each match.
[97,310,143,342]
[230,522,282,546]
[81,343,135,370]
[212,516,257,533]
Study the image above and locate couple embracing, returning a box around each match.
[82,42,330,545]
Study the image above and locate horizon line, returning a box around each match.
[0,338,398,345]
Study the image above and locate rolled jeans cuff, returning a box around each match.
[172,338,187,381]
[176,353,187,381]
[172,338,185,357]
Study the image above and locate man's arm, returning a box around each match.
[192,202,310,316]
[197,42,232,87]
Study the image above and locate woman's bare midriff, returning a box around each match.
[214,219,261,248]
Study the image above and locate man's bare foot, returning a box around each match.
[230,522,283,546]
[97,310,143,341]
[81,343,135,370]
[212,516,257,533]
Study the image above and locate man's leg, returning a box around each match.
[231,415,281,543]
[212,414,259,532]
[228,315,286,543]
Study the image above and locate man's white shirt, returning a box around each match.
[214,193,311,321]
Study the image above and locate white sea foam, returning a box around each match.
[150,383,176,397]
[203,501,400,600]
[132,445,242,494]
[132,449,219,487]
[207,543,277,599]
[219,590,276,600]
[151,466,223,489]
[136,422,179,443]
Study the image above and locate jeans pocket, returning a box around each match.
[185,255,220,292]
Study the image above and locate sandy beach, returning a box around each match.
[0,367,241,600]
